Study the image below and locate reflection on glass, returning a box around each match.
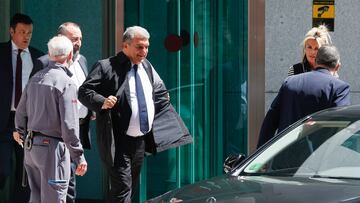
[242,120,360,179]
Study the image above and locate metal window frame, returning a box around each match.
[248,0,265,154]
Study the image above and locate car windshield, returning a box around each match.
[241,119,360,179]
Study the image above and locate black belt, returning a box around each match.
[125,134,145,139]
[25,131,63,150]
[31,131,64,142]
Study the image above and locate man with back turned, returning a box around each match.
[14,35,87,202]
[257,45,350,148]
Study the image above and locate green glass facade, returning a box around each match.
[0,0,248,202]
[125,0,248,201]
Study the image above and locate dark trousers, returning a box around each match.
[66,161,77,203]
[0,111,30,203]
[107,135,145,203]
[0,140,12,190]
[10,142,30,203]
[66,117,91,203]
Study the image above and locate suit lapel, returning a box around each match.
[29,48,36,62]
[2,42,14,86]
[78,55,88,76]
[113,52,132,105]
[124,69,131,105]
[6,42,13,82]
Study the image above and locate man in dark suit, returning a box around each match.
[78,26,192,202]
[0,13,43,203]
[36,22,91,203]
[257,45,350,148]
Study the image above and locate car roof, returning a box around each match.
[309,105,360,121]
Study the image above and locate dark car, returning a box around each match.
[147,105,360,203]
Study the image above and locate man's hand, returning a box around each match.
[75,160,88,176]
[101,95,118,109]
[13,131,24,148]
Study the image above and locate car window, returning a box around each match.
[242,120,360,179]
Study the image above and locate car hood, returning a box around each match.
[147,175,360,203]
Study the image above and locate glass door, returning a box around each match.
[124,0,248,202]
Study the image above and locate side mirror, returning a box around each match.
[223,154,246,174]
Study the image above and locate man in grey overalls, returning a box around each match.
[14,35,88,203]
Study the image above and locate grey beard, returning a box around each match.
[73,51,79,60]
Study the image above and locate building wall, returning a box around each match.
[0,1,10,41]
[265,0,360,110]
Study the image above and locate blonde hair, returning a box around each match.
[301,25,332,61]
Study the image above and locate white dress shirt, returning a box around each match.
[11,41,33,111]
[68,54,88,118]
[126,63,155,136]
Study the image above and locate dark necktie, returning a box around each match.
[15,49,23,108]
[133,64,149,133]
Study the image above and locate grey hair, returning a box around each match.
[122,26,150,43]
[315,45,340,69]
[301,25,332,61]
[57,22,80,35]
[47,35,73,59]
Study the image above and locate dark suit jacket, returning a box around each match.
[78,52,193,166]
[0,41,43,141]
[36,54,92,149]
[257,68,351,148]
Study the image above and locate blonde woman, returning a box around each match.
[288,25,332,76]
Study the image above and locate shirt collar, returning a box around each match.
[53,62,73,77]
[131,62,143,70]
[11,40,29,53]
[314,67,332,75]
